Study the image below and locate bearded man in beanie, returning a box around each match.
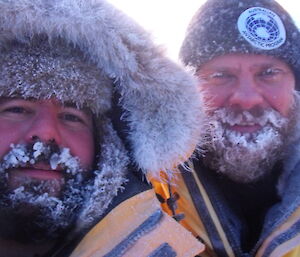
[152,0,300,256]
[0,0,206,256]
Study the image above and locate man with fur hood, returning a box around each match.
[0,0,205,256]
[152,0,300,256]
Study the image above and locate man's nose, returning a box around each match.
[25,112,62,144]
[228,77,264,110]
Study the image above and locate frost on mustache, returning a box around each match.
[0,142,82,175]
[0,142,87,239]
[209,108,288,149]
[203,108,290,182]
[49,148,81,175]
[0,141,84,221]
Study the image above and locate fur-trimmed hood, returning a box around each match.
[0,0,202,175]
[0,0,203,236]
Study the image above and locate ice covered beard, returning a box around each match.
[0,141,90,244]
[202,106,296,183]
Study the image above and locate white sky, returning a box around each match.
[108,0,300,60]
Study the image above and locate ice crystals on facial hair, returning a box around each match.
[0,141,88,243]
[202,107,292,183]
[1,142,82,175]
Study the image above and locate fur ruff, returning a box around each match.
[0,0,203,176]
[0,0,203,233]
[278,93,300,196]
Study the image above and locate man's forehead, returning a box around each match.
[199,53,292,71]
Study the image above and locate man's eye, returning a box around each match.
[201,71,234,86]
[206,71,234,81]
[61,113,84,123]
[0,105,33,119]
[3,106,28,114]
[209,72,228,79]
[260,68,281,77]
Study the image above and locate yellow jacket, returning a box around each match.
[70,189,204,257]
[151,165,300,257]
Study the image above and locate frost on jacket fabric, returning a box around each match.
[153,95,300,257]
[153,0,300,254]
[0,0,204,256]
[152,0,300,255]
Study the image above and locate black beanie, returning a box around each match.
[180,0,300,88]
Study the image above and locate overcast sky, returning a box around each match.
[108,0,300,60]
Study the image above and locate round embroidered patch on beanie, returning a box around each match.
[237,7,286,50]
[179,0,300,86]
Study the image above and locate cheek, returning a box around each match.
[266,74,295,116]
[200,86,231,109]
[61,129,95,169]
[265,88,294,116]
[0,123,28,160]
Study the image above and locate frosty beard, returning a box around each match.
[202,107,295,183]
[0,142,90,244]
